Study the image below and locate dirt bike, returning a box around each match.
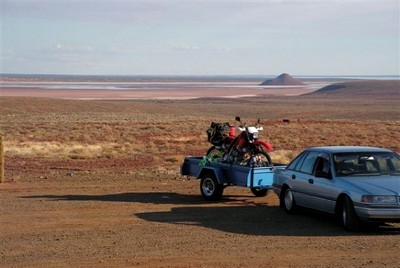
[206,116,273,167]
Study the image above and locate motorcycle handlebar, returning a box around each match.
[235,116,264,131]
[237,126,263,132]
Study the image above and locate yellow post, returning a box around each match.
[0,133,4,183]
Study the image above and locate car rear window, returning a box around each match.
[287,151,307,171]
[299,151,319,174]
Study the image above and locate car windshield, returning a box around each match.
[333,152,400,176]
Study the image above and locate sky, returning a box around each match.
[1,0,399,76]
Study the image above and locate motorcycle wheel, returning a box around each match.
[248,151,272,167]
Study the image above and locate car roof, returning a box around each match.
[307,146,393,154]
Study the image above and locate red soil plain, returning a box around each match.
[1,79,400,267]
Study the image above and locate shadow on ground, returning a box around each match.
[136,204,400,236]
[24,192,400,237]
[23,192,214,205]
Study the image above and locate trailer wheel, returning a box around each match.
[200,173,223,201]
[250,188,268,197]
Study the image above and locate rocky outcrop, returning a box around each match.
[260,73,305,86]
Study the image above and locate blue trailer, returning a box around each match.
[180,156,286,201]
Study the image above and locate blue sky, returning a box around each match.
[1,0,399,76]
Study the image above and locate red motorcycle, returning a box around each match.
[206,117,273,167]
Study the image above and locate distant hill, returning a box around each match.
[308,80,399,98]
[260,73,305,86]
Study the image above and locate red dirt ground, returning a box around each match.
[1,154,400,268]
[1,88,399,267]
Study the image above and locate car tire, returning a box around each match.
[281,187,296,213]
[341,196,360,232]
[250,188,268,197]
[200,173,223,201]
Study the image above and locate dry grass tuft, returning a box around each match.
[270,150,300,165]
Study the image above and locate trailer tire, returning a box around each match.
[200,173,223,201]
[250,188,268,197]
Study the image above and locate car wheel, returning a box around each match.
[250,188,268,197]
[200,173,223,201]
[281,187,296,213]
[341,196,360,232]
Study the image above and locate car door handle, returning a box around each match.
[292,175,296,180]
[308,179,314,184]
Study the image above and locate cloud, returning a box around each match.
[169,45,232,54]
[2,1,398,75]
[50,44,94,53]
[173,45,201,52]
[109,47,136,54]
[3,1,397,34]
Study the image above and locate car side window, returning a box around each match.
[287,151,307,171]
[314,156,331,178]
[299,151,319,174]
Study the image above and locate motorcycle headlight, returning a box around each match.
[361,195,398,204]
[247,127,259,141]
[248,132,259,141]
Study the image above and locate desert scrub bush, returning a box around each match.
[270,150,299,164]
[164,155,181,164]
[5,141,131,159]
[69,147,96,159]
[101,148,118,159]
[5,141,66,158]
[55,143,103,159]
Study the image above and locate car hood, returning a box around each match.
[342,176,400,195]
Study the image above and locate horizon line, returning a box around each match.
[1,73,399,77]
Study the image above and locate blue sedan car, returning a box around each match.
[273,146,400,231]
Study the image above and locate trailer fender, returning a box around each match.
[198,167,226,185]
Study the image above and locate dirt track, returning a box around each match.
[1,160,399,268]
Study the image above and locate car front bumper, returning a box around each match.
[355,206,400,222]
